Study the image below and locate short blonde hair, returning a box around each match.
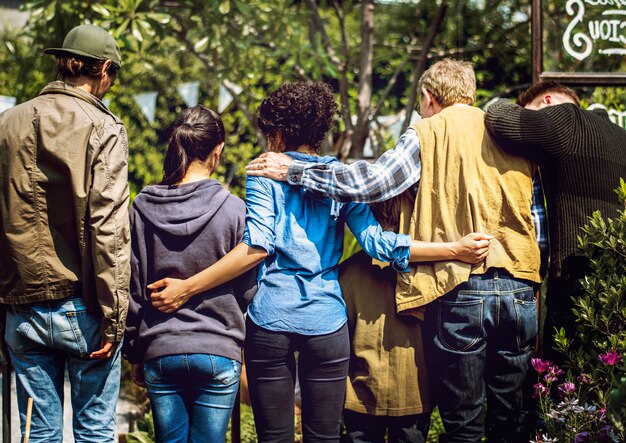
[418,59,476,107]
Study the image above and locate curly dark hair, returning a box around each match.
[257,82,338,153]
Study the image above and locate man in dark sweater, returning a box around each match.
[485,81,626,362]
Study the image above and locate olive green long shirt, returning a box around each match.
[0,81,131,342]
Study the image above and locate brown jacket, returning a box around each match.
[341,250,433,416]
[0,81,131,342]
[396,105,541,315]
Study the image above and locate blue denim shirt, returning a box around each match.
[243,152,411,335]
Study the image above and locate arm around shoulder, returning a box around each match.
[485,99,577,161]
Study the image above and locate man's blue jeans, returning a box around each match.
[144,353,241,443]
[425,270,537,443]
[5,297,121,443]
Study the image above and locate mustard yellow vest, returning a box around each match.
[395,105,541,315]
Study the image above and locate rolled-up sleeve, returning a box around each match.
[242,176,277,256]
[343,202,411,272]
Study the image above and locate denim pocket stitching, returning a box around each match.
[143,359,161,385]
[65,312,89,358]
[514,298,538,352]
[437,299,484,352]
[213,357,241,386]
[5,308,35,354]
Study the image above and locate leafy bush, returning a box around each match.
[125,410,155,443]
[534,180,626,441]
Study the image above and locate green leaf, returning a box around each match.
[131,21,144,42]
[218,1,231,15]
[91,3,111,17]
[194,36,209,53]
[233,0,251,16]
[125,431,154,443]
[146,13,170,25]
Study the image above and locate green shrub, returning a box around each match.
[550,179,626,441]
[125,410,155,443]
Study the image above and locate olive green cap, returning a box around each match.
[44,24,122,70]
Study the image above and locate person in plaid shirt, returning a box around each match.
[248,60,544,442]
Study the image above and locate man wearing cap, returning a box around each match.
[0,24,130,441]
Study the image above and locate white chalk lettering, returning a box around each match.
[562,0,626,60]
[584,0,626,9]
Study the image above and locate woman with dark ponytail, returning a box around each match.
[123,105,256,443]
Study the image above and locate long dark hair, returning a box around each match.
[161,105,225,186]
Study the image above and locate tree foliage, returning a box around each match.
[0,0,536,195]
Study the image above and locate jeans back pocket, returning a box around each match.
[513,291,538,353]
[5,307,35,354]
[64,309,100,358]
[211,355,241,386]
[437,293,485,353]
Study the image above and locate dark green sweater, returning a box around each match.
[485,101,626,284]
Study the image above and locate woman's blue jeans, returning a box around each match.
[425,269,538,443]
[5,297,121,443]
[144,353,241,443]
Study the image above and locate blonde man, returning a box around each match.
[248,59,541,442]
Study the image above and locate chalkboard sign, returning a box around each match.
[532,0,626,85]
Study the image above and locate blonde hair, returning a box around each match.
[418,59,476,107]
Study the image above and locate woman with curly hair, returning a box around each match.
[148,82,491,442]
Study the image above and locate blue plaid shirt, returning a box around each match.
[288,129,422,203]
[288,128,548,251]
[531,172,548,254]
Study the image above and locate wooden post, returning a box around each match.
[531,0,542,85]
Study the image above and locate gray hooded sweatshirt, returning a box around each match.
[123,179,256,364]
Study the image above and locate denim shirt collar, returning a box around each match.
[283,152,342,219]
[284,151,338,165]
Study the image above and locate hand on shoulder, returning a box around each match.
[246,152,293,181]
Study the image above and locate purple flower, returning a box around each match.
[577,373,592,384]
[573,432,590,443]
[598,350,623,366]
[558,381,576,397]
[549,365,564,376]
[599,425,612,442]
[544,373,557,383]
[532,358,552,374]
[533,383,547,398]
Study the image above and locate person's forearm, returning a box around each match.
[410,240,458,262]
[410,233,492,264]
[288,129,422,203]
[485,100,573,161]
[184,243,266,297]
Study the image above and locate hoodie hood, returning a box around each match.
[132,178,231,237]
